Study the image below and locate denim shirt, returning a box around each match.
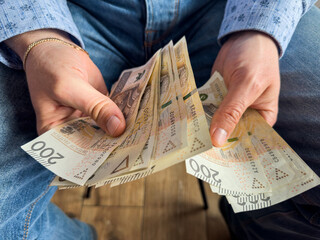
[0,0,316,69]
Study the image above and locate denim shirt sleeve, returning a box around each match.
[218,0,317,57]
[0,0,83,69]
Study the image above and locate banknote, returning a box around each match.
[102,37,212,187]
[168,42,188,152]
[186,72,271,194]
[85,51,161,185]
[154,42,184,159]
[22,51,158,185]
[22,117,118,186]
[225,130,320,213]
[226,171,320,213]
[129,56,161,171]
[186,71,320,212]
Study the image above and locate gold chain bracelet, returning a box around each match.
[23,38,89,70]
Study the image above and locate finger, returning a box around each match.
[209,82,257,147]
[60,80,126,137]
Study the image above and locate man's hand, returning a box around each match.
[5,30,126,136]
[210,31,280,147]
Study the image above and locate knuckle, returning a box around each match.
[89,98,113,122]
[229,68,247,82]
[221,101,246,125]
[231,69,265,93]
[253,78,267,94]
[251,79,264,92]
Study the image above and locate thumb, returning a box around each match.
[209,86,251,147]
[63,80,126,137]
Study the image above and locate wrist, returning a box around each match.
[227,30,280,57]
[4,29,72,60]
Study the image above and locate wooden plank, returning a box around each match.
[83,178,145,207]
[204,183,231,240]
[143,162,207,240]
[80,206,143,240]
[51,187,85,219]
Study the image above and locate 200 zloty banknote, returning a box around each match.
[186,72,320,212]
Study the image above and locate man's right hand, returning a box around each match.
[5,29,126,136]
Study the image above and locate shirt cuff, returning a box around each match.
[0,0,83,69]
[218,1,315,58]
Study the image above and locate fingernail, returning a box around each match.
[106,115,121,136]
[212,128,227,146]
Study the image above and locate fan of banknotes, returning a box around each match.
[21,37,320,213]
[186,72,320,213]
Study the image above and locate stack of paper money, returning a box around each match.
[21,37,212,188]
[186,72,320,213]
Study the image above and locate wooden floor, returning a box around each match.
[52,162,230,240]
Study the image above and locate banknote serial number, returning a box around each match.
[31,141,65,165]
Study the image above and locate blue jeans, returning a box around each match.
[0,0,319,239]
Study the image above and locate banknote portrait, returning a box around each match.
[112,86,140,119]
[139,85,151,110]
[160,74,170,96]
[203,103,218,118]
[178,65,188,88]
[111,71,132,97]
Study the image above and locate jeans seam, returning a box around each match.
[22,177,54,240]
[144,0,180,47]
